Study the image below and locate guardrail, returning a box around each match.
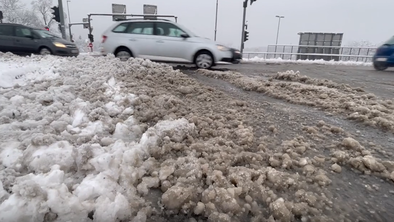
[243,45,377,63]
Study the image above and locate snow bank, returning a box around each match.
[197,69,394,133]
[1,52,384,221]
[0,53,61,88]
[0,53,197,221]
[243,56,372,66]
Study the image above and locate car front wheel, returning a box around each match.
[373,62,388,71]
[195,51,214,69]
[39,47,52,55]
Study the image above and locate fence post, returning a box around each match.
[356,48,361,62]
[365,48,370,63]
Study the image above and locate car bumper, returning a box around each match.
[52,47,79,56]
[220,49,242,64]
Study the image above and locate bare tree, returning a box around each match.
[17,9,41,27]
[31,0,53,26]
[0,0,40,26]
[346,40,376,48]
[0,0,25,23]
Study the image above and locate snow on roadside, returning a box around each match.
[0,53,62,88]
[0,53,196,221]
[243,56,372,66]
[197,69,394,134]
[1,53,389,221]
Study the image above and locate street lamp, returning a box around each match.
[66,0,72,41]
[214,0,219,41]
[274,15,284,58]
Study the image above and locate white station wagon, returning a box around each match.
[101,19,234,69]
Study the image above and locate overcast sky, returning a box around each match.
[24,0,394,49]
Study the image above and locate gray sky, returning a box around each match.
[25,0,394,49]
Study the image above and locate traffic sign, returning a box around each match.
[83,18,89,29]
[112,4,126,21]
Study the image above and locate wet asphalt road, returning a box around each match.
[214,62,394,100]
[175,62,394,221]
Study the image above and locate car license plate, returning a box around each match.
[376,58,387,62]
[71,49,79,54]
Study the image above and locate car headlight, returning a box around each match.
[217,45,229,51]
[234,50,240,54]
[54,42,66,48]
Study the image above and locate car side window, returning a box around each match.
[0,25,13,36]
[126,22,154,35]
[15,27,32,38]
[112,23,128,33]
[155,22,187,38]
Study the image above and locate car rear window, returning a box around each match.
[0,25,13,36]
[112,23,129,33]
[126,22,154,35]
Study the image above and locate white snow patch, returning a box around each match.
[243,56,372,66]
[0,53,196,221]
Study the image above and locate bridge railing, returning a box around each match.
[243,45,377,63]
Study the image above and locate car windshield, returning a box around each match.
[383,36,394,45]
[33,29,60,38]
[175,23,197,37]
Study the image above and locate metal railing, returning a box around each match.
[243,45,377,62]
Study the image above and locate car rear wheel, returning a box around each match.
[195,51,213,69]
[115,48,132,61]
[373,62,388,71]
[39,47,51,55]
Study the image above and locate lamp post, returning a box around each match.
[214,0,219,41]
[66,0,72,41]
[274,15,284,57]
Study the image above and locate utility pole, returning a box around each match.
[240,0,247,53]
[240,0,256,53]
[66,0,72,41]
[214,0,219,41]
[274,15,284,56]
[58,0,67,39]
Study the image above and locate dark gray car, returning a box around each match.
[0,23,79,56]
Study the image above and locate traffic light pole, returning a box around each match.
[58,0,67,39]
[240,0,248,53]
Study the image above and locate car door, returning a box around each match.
[123,21,158,58]
[0,25,15,53]
[13,26,38,55]
[154,22,195,62]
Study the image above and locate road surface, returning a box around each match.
[220,62,394,100]
[176,62,394,221]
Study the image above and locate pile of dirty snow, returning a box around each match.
[0,53,196,221]
[2,53,390,221]
[197,69,394,133]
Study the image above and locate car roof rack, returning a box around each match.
[87,13,178,23]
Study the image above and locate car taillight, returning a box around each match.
[102,35,107,43]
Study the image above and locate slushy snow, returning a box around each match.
[0,53,195,221]
[1,52,393,222]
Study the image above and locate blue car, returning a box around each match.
[373,36,394,71]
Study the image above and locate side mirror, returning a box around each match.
[180,33,189,38]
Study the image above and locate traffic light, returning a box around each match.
[88,34,94,43]
[244,30,249,42]
[51,6,60,22]
[250,0,257,5]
